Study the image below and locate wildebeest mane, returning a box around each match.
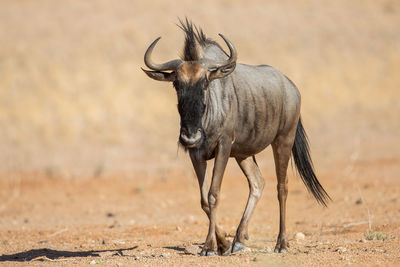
[178,18,221,61]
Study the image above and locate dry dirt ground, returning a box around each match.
[1,0,399,266]
[0,155,399,266]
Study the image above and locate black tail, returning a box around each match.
[292,117,331,206]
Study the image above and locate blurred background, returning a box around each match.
[0,0,399,178]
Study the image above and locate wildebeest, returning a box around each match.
[142,19,330,256]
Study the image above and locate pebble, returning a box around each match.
[109,220,121,228]
[112,239,126,245]
[295,232,305,240]
[132,255,139,260]
[355,198,363,204]
[184,245,200,255]
[335,246,347,254]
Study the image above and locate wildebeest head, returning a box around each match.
[142,25,237,149]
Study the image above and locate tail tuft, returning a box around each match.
[292,117,331,206]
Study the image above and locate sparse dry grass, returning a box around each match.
[0,0,399,173]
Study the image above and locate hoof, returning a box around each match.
[231,242,246,253]
[200,249,217,256]
[274,247,288,253]
[220,245,232,256]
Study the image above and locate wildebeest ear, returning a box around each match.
[142,68,176,82]
[208,62,236,81]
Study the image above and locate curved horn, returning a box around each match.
[144,37,183,71]
[201,34,237,70]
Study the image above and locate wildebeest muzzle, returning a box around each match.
[180,127,203,148]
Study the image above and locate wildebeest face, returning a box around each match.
[173,62,209,148]
[142,33,237,148]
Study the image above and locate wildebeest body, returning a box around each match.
[201,63,301,160]
[142,19,329,256]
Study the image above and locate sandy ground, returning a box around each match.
[1,0,399,266]
[0,153,399,266]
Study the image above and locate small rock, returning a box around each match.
[184,245,200,255]
[89,260,97,265]
[355,198,362,205]
[112,239,126,245]
[295,232,305,240]
[335,247,347,254]
[359,239,367,243]
[161,252,171,258]
[176,226,182,232]
[109,220,121,228]
[107,212,115,217]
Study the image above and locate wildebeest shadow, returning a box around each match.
[163,242,203,255]
[0,246,138,262]
[163,246,186,253]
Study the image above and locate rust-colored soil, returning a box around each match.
[1,155,399,266]
[1,0,399,266]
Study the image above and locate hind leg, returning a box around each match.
[271,130,297,253]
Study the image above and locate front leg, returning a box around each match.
[190,152,231,255]
[201,138,231,256]
[232,156,265,253]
